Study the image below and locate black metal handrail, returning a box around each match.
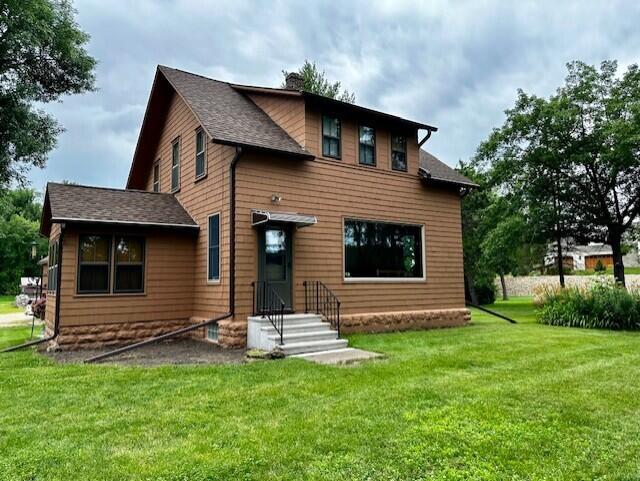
[251,281,285,345]
[303,280,341,336]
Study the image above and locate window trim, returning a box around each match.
[113,236,146,294]
[207,212,221,284]
[342,216,426,283]
[321,114,342,160]
[390,134,408,172]
[76,234,112,295]
[152,161,160,192]
[194,128,207,180]
[170,137,181,193]
[358,125,376,167]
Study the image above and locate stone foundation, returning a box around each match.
[340,308,471,334]
[218,320,247,348]
[46,319,195,351]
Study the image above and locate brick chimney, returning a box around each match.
[285,72,304,91]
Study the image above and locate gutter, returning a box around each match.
[2,224,66,353]
[85,146,245,363]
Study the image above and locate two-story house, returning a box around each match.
[39,66,476,355]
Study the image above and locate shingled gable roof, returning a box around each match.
[419,150,478,189]
[40,183,198,236]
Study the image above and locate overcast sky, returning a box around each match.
[27,0,640,191]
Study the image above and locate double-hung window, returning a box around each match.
[391,135,407,172]
[208,214,220,282]
[195,129,206,179]
[322,115,341,159]
[114,236,145,293]
[359,126,376,166]
[152,162,160,192]
[78,235,111,293]
[171,138,180,192]
[344,219,424,280]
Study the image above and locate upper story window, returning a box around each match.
[152,162,160,192]
[322,115,341,159]
[359,126,376,166]
[171,138,180,192]
[391,135,407,172]
[195,129,206,179]
[78,235,111,294]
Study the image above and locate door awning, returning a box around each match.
[251,209,317,228]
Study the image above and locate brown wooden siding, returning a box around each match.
[247,93,306,147]
[585,255,614,270]
[143,92,233,319]
[233,152,465,319]
[56,226,195,326]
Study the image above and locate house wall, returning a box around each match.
[304,107,420,175]
[143,92,234,322]
[48,225,196,349]
[233,152,466,323]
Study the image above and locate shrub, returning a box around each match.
[594,259,606,272]
[537,278,640,330]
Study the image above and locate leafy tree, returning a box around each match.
[282,60,355,103]
[481,215,526,300]
[476,60,640,287]
[0,0,96,187]
[0,188,47,294]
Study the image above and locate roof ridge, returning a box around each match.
[157,64,232,87]
[47,182,172,196]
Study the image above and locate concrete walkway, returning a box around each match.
[293,348,383,365]
[0,312,34,327]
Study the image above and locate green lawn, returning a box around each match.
[572,266,640,276]
[0,295,22,315]
[1,300,640,480]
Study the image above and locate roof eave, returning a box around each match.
[50,217,200,232]
[211,138,314,160]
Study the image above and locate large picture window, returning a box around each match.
[78,235,111,293]
[171,138,180,192]
[208,214,220,281]
[114,236,145,293]
[344,219,424,279]
[322,115,341,159]
[359,126,376,166]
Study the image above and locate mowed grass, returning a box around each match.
[1,299,640,480]
[0,295,22,315]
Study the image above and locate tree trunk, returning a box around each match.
[556,234,565,288]
[610,231,626,287]
[499,272,508,300]
[465,273,479,305]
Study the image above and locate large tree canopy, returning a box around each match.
[282,60,355,103]
[0,0,96,187]
[475,60,640,286]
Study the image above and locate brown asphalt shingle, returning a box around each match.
[419,150,478,188]
[46,183,198,228]
[158,66,310,157]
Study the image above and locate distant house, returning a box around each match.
[545,242,640,271]
[20,277,41,298]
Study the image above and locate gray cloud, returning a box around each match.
[28,0,640,190]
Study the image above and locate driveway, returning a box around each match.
[0,312,34,327]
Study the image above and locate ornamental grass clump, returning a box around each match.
[537,278,640,330]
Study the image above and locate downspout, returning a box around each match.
[84,146,245,363]
[2,223,65,352]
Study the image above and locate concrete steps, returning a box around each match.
[247,313,348,355]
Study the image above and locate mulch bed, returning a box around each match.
[44,339,247,366]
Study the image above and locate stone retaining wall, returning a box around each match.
[495,274,640,297]
[341,308,471,334]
